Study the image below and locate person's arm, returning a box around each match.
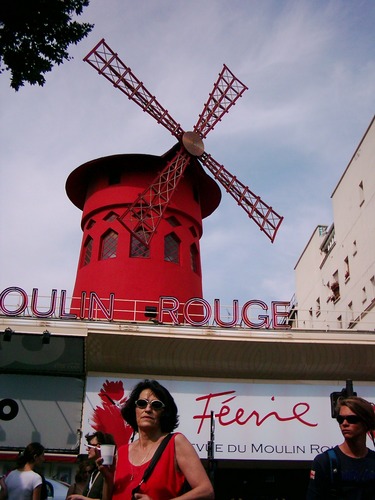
[0,476,8,500]
[101,475,114,500]
[65,484,75,499]
[32,484,42,500]
[98,453,116,500]
[306,454,331,499]
[99,463,115,500]
[174,433,214,500]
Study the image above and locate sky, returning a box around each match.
[1,0,374,313]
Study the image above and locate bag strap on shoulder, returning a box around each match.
[327,448,341,496]
[132,433,174,495]
[142,433,173,482]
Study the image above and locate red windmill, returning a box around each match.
[66,39,283,323]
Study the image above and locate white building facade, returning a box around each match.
[292,116,375,331]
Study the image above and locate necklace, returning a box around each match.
[130,441,158,480]
[138,445,154,466]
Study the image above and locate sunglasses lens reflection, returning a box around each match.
[151,401,164,410]
[135,399,165,410]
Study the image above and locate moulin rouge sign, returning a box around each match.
[0,287,291,329]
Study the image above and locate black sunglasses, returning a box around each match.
[135,399,165,410]
[336,415,362,425]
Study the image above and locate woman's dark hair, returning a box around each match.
[16,442,45,468]
[75,459,93,483]
[336,396,375,431]
[85,431,116,446]
[121,379,179,433]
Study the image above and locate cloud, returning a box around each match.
[1,0,374,311]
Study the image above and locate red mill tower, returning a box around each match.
[68,40,282,322]
[66,146,221,322]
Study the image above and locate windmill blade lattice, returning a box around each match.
[84,39,184,139]
[201,153,283,242]
[194,64,248,139]
[117,147,191,245]
[84,39,283,245]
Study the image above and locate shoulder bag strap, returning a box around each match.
[327,448,341,497]
[132,433,174,496]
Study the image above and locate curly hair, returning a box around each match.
[336,396,375,431]
[121,379,179,433]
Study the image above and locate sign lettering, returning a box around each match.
[194,391,317,433]
[0,287,290,330]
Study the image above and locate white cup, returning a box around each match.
[100,444,115,465]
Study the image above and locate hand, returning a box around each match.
[96,458,115,484]
[133,494,153,500]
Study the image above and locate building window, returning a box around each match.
[318,225,328,236]
[344,257,350,280]
[352,240,357,256]
[359,180,364,206]
[362,286,367,304]
[130,231,150,258]
[82,237,93,266]
[164,233,180,263]
[320,225,335,255]
[100,230,118,260]
[337,315,342,329]
[370,276,375,298]
[331,271,340,301]
[190,244,199,274]
[86,219,96,230]
[189,226,197,237]
[315,297,321,317]
[348,301,354,328]
[104,211,118,222]
[166,216,181,227]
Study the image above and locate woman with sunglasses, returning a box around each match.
[67,431,115,500]
[100,379,214,500]
[306,396,375,498]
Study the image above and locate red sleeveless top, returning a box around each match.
[112,433,185,500]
